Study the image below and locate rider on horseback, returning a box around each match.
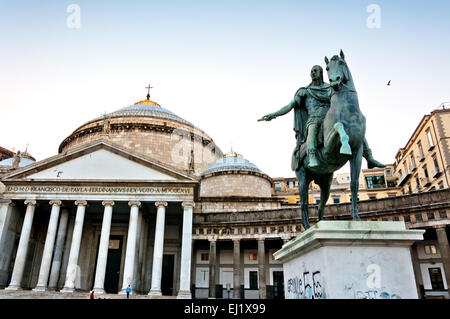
[259,65,384,170]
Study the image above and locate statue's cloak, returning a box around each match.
[291,83,331,171]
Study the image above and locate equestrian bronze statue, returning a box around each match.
[259,50,384,229]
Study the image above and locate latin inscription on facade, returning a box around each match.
[5,185,193,195]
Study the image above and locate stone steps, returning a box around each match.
[0,289,177,299]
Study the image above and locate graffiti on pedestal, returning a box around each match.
[354,290,401,299]
[287,270,326,299]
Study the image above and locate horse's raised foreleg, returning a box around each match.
[334,122,352,155]
[316,174,333,220]
[296,167,311,229]
[349,145,363,221]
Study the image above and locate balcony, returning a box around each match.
[419,155,425,162]
[398,172,412,186]
[421,177,431,187]
[432,168,442,178]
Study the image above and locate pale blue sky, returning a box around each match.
[1,1,449,177]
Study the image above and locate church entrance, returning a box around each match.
[161,254,174,296]
[104,235,123,294]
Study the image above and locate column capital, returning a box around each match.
[24,199,37,206]
[155,201,167,208]
[102,200,115,207]
[74,200,88,207]
[208,238,217,243]
[49,200,62,207]
[128,200,141,208]
[434,225,448,230]
[232,238,241,243]
[182,201,195,209]
[0,199,13,206]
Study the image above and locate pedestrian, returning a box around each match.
[89,290,94,299]
[126,284,131,299]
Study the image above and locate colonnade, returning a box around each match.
[1,199,194,298]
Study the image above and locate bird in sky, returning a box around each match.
[387,80,391,86]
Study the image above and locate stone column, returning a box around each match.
[435,226,450,294]
[149,201,168,296]
[208,238,217,298]
[119,200,141,294]
[33,200,62,291]
[233,239,241,299]
[61,200,87,293]
[93,201,114,294]
[0,200,14,248]
[258,239,266,299]
[5,199,37,290]
[48,208,69,290]
[410,243,424,298]
[177,201,195,299]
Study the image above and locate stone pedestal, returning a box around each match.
[274,221,424,299]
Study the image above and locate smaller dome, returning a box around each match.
[201,151,264,176]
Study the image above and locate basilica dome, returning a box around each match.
[200,150,273,198]
[58,96,223,175]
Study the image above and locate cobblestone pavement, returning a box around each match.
[0,289,176,299]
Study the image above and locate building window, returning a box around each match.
[295,225,301,232]
[238,228,242,234]
[408,184,412,194]
[404,215,411,223]
[274,182,282,191]
[426,129,434,148]
[415,214,423,222]
[393,216,399,221]
[249,253,258,261]
[382,218,388,221]
[386,168,392,177]
[254,228,259,234]
[230,228,235,234]
[279,226,284,232]
[427,213,435,220]
[439,211,447,219]
[270,226,276,233]
[288,181,294,188]
[415,175,420,189]
[333,197,340,204]
[201,253,209,261]
[207,229,212,234]
[365,175,386,189]
[199,228,204,235]
[432,155,440,174]
[424,245,437,255]
[418,141,424,159]
[315,199,321,204]
[246,228,251,234]
[410,153,416,170]
[439,182,444,189]
[429,268,444,290]
[249,271,258,290]
[287,225,292,232]
[213,228,219,234]
[262,227,267,234]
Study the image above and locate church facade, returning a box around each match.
[0,96,449,299]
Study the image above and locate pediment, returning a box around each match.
[1,141,197,182]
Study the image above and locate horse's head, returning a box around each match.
[324,50,350,91]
